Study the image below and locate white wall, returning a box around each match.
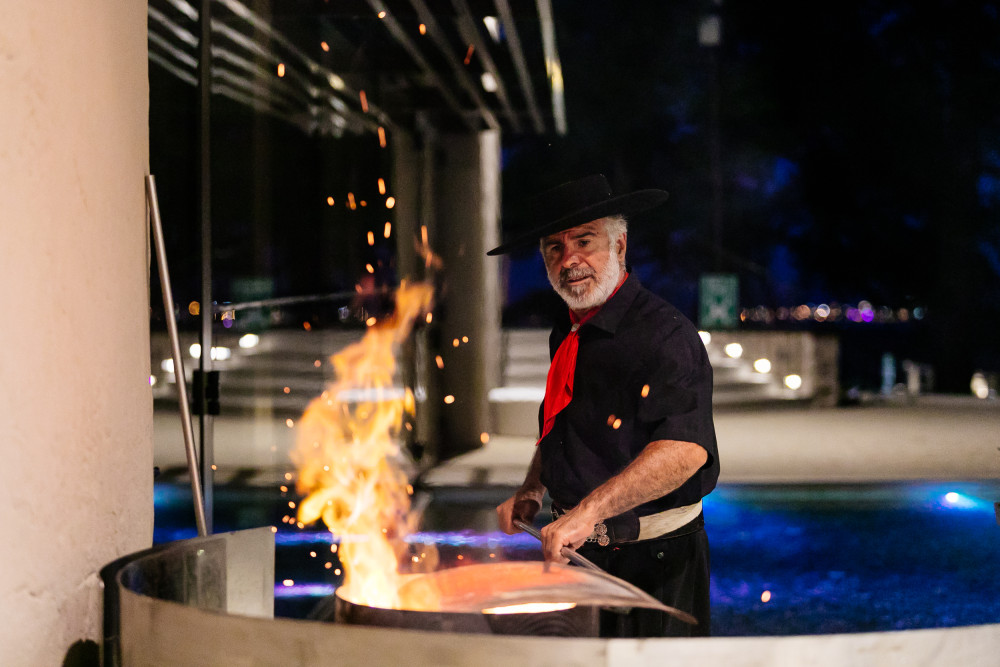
[0,2,153,664]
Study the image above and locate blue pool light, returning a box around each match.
[941,491,980,510]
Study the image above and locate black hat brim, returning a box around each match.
[487,189,668,256]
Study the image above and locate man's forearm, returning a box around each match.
[575,439,707,521]
[518,446,546,497]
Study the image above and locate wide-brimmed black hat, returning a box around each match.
[486,174,668,256]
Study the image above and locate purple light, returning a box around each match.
[274,583,336,598]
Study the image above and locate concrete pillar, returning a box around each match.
[0,3,153,664]
[434,131,503,459]
[391,130,442,460]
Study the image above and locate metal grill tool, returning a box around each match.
[513,520,697,625]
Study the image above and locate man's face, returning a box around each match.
[541,218,626,312]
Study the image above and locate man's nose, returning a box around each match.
[561,248,580,268]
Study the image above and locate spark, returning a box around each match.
[384,222,392,238]
[435,355,444,369]
[761,590,772,603]
[378,178,386,194]
[444,395,455,404]
[310,551,317,558]
[366,264,375,274]
[271,526,278,533]
[378,127,387,148]
[360,200,367,207]
[377,10,386,19]
[612,418,622,430]
[419,23,426,35]
[285,472,293,481]
[425,312,433,324]
[331,544,338,553]
[359,90,369,112]
[334,568,342,575]
[327,196,335,206]
[188,301,200,315]
[367,231,375,246]
[280,485,288,493]
[463,45,475,65]
[303,321,312,331]
[457,554,464,560]
[211,464,217,471]
[314,360,322,368]
[641,384,650,398]
[480,432,490,444]
[289,501,296,509]
[385,195,395,208]
[421,225,428,246]
[277,63,286,77]
[286,419,294,428]
[325,562,332,569]
[284,387,291,394]
[461,336,469,343]
[320,41,329,52]
[452,339,460,347]
[366,317,377,327]
[283,580,294,586]
[348,192,356,209]
[607,414,616,426]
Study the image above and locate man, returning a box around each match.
[489,174,719,638]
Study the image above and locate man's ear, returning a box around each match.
[617,233,628,263]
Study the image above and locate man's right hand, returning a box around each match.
[496,488,544,534]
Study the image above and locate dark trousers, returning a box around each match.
[577,514,711,638]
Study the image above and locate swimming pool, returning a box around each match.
[153,480,1000,636]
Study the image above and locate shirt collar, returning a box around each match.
[556,272,641,335]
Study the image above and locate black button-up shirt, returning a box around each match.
[538,273,720,517]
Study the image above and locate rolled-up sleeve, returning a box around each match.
[635,326,715,461]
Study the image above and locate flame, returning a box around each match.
[293,280,434,609]
[482,602,576,615]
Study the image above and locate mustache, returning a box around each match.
[560,267,595,283]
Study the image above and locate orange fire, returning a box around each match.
[293,280,434,609]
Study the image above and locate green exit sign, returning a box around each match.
[699,273,739,329]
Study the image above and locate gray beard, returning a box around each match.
[547,248,622,312]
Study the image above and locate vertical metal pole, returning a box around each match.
[197,0,214,533]
[146,176,209,538]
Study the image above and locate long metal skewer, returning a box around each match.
[514,520,697,625]
[147,174,209,538]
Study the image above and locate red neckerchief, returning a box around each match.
[537,273,628,445]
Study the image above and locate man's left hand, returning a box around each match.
[539,507,600,563]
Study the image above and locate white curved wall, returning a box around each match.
[0,2,152,664]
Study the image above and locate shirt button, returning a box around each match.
[656,551,665,560]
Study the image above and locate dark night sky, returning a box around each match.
[149,0,1000,392]
[499,0,1000,390]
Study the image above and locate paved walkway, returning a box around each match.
[154,395,1000,487]
[423,395,1000,487]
